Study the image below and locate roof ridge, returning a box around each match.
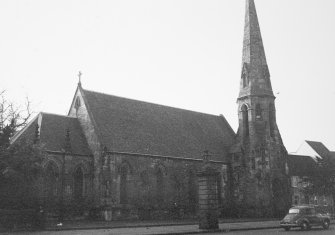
[305,140,329,149]
[288,154,317,158]
[305,140,323,144]
[40,112,77,119]
[82,88,225,118]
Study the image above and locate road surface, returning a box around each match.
[208,226,334,234]
[4,225,334,235]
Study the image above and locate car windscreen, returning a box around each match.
[289,208,300,214]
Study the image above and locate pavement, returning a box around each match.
[2,218,334,234]
[44,218,282,234]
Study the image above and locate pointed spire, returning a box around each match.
[239,0,274,99]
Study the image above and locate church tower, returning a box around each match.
[234,0,290,217]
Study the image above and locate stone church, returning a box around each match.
[11,0,290,219]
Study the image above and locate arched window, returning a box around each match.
[74,167,84,200]
[75,97,81,109]
[269,103,276,137]
[241,104,249,137]
[255,104,262,120]
[45,162,59,200]
[120,164,128,204]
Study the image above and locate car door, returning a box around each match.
[307,208,320,225]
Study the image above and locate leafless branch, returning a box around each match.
[0,91,33,133]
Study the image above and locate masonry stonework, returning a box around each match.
[68,86,103,205]
[96,153,227,220]
[230,0,290,217]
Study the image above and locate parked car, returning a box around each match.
[280,205,331,231]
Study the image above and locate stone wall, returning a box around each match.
[35,152,94,214]
[233,95,290,217]
[99,153,228,220]
[68,88,103,205]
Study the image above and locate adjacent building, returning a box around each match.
[289,141,335,213]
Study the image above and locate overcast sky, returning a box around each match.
[1,0,335,152]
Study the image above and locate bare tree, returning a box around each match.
[0,91,43,211]
[0,90,33,148]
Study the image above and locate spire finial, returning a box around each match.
[78,71,82,87]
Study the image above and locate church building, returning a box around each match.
[11,0,291,219]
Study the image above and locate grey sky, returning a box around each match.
[1,0,335,152]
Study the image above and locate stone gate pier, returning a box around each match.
[197,166,220,230]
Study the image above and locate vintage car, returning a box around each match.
[280,205,331,231]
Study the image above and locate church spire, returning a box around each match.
[239,0,273,99]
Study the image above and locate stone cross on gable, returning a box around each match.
[78,71,82,84]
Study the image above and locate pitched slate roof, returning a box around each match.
[39,113,91,155]
[287,154,318,176]
[12,113,91,156]
[10,115,39,145]
[305,141,331,159]
[81,89,235,161]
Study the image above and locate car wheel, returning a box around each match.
[322,220,330,230]
[301,221,310,231]
[284,227,291,231]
